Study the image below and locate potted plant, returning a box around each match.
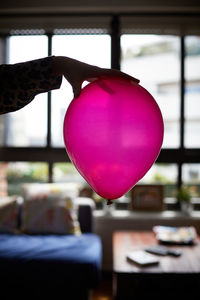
[176,185,193,215]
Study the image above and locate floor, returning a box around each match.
[92,272,113,300]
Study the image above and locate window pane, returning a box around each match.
[0,115,6,146]
[5,35,48,147]
[51,34,111,147]
[182,164,200,197]
[121,35,180,148]
[139,163,178,197]
[0,162,8,197]
[53,162,86,184]
[5,162,48,195]
[185,36,200,148]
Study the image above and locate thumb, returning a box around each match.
[72,81,82,98]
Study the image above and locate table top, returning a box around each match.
[113,231,200,274]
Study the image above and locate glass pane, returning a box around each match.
[185,36,200,148]
[51,34,111,147]
[5,35,48,146]
[0,162,8,197]
[121,34,180,148]
[53,162,86,184]
[138,163,178,198]
[53,163,101,202]
[182,164,200,197]
[0,114,6,146]
[5,162,48,196]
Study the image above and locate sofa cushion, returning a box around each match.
[0,197,20,233]
[0,233,102,288]
[21,183,81,235]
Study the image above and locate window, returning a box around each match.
[0,14,200,210]
[53,162,85,183]
[6,35,48,147]
[185,36,200,148]
[51,34,111,147]
[6,162,48,195]
[182,164,200,197]
[139,163,178,198]
[121,34,180,148]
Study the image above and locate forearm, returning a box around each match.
[0,56,62,115]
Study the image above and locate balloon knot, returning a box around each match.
[106,199,113,205]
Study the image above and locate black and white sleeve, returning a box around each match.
[0,56,62,114]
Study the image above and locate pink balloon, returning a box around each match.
[63,77,164,201]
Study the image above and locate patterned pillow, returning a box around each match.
[0,196,20,233]
[21,184,81,235]
[21,182,81,200]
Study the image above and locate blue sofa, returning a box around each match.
[0,198,102,300]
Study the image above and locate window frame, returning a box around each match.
[0,13,200,194]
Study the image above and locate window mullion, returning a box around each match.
[47,33,53,183]
[111,15,120,70]
[180,36,185,150]
[47,33,53,148]
[178,36,185,188]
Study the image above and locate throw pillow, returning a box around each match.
[21,185,81,235]
[21,182,81,200]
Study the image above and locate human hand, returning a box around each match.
[53,56,140,98]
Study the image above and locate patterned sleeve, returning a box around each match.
[0,56,62,114]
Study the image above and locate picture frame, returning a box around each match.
[130,184,164,211]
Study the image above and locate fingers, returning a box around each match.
[67,62,140,99]
[86,67,140,84]
[103,68,140,84]
[87,77,98,83]
[72,82,82,98]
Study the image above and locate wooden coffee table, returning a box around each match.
[113,231,200,299]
